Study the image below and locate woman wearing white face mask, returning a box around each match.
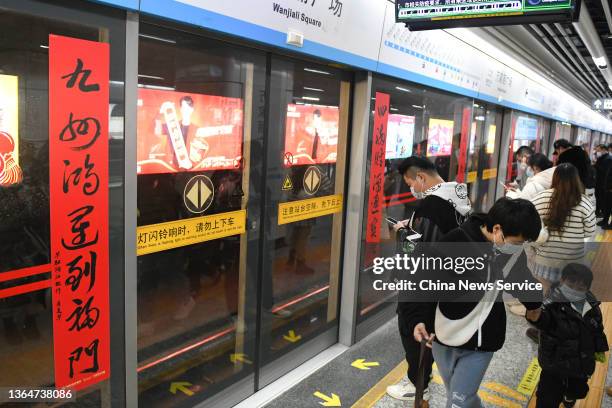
[530,163,596,294]
[506,153,554,201]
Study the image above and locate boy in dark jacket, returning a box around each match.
[526,263,608,408]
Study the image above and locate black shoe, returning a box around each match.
[526,327,539,344]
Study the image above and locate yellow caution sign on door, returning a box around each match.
[482,168,498,180]
[278,194,343,225]
[137,210,246,255]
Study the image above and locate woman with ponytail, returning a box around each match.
[530,163,596,292]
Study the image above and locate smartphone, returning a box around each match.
[386,217,399,225]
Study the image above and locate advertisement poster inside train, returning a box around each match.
[284,103,339,166]
[385,114,415,160]
[0,74,21,187]
[137,88,243,174]
[426,118,454,157]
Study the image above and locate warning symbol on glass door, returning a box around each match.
[184,175,214,214]
[303,166,321,195]
[282,174,293,191]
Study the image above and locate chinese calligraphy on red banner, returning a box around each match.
[49,34,110,390]
[366,93,390,243]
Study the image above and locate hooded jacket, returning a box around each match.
[408,181,472,242]
[409,215,542,352]
[530,285,608,378]
[506,166,555,201]
[397,182,472,334]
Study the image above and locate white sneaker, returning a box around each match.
[386,381,430,401]
[173,296,196,320]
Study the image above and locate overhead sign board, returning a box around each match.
[396,0,580,30]
[593,98,612,111]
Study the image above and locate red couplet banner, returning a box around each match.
[49,34,110,391]
[366,92,390,243]
[456,107,472,183]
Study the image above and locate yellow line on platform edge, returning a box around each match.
[351,360,407,408]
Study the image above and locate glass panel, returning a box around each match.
[505,111,549,186]
[575,127,591,154]
[0,1,125,406]
[136,24,266,406]
[466,103,503,211]
[259,58,349,371]
[357,76,471,322]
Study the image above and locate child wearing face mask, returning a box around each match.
[526,263,608,408]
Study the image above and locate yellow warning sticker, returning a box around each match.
[482,168,498,180]
[467,171,477,183]
[517,357,541,396]
[282,174,293,191]
[137,210,246,256]
[278,194,343,225]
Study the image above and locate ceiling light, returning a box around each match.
[304,68,330,75]
[396,86,412,93]
[40,45,49,49]
[473,103,480,108]
[390,107,399,111]
[592,56,608,69]
[139,34,176,44]
[138,74,165,80]
[412,104,424,109]
[304,87,324,92]
[475,116,485,121]
[302,96,320,101]
[138,84,176,91]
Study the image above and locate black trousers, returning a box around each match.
[602,190,612,226]
[398,311,432,388]
[536,370,589,408]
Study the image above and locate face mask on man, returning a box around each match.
[493,230,523,255]
[559,284,587,302]
[525,167,535,178]
[410,176,425,199]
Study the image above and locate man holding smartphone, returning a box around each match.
[386,156,472,403]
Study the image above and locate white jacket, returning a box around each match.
[506,166,555,201]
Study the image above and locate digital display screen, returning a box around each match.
[137,88,243,175]
[396,0,578,30]
[284,104,339,166]
[515,116,538,140]
[426,118,454,157]
[386,114,415,160]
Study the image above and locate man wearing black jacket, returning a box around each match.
[387,156,472,403]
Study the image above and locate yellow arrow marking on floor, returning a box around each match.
[351,359,380,370]
[483,382,527,401]
[283,330,302,343]
[432,374,444,384]
[169,381,194,396]
[478,390,522,408]
[517,357,542,396]
[230,353,252,364]
[313,391,341,406]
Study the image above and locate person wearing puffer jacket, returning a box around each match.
[506,154,554,201]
